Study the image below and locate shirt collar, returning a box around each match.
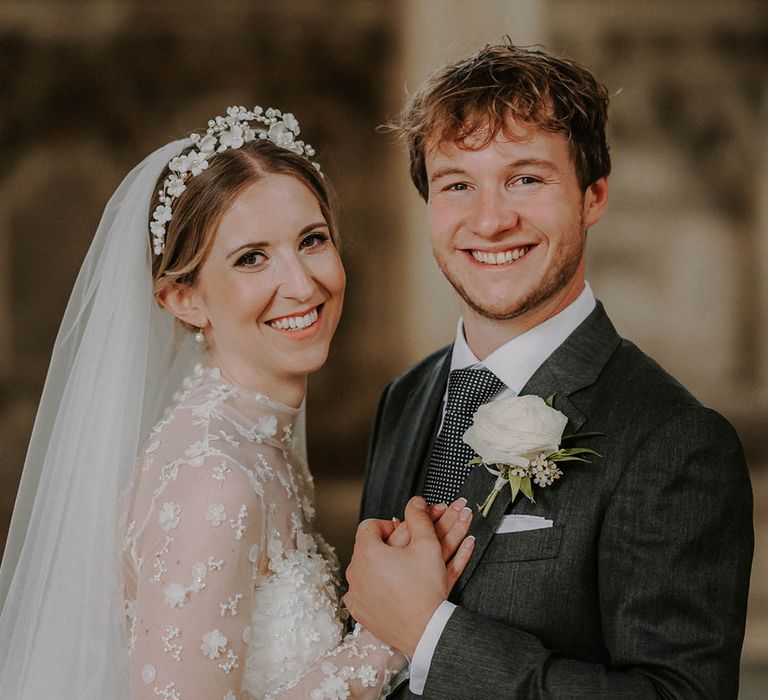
[450,282,596,394]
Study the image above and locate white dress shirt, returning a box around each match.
[408,283,596,695]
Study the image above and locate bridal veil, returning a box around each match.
[0,139,204,697]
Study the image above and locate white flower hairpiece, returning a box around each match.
[151,105,320,256]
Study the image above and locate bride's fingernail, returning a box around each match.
[459,506,472,522]
[433,502,448,511]
[464,535,476,547]
[452,497,468,511]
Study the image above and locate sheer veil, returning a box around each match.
[0,139,206,697]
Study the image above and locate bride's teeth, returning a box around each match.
[269,308,319,331]
[472,246,530,265]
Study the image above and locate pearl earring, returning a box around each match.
[194,327,205,343]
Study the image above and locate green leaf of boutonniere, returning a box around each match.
[549,447,602,459]
[508,474,522,502]
[519,475,535,502]
[562,431,605,441]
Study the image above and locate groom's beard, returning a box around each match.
[438,214,587,322]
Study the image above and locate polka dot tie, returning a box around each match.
[422,367,505,505]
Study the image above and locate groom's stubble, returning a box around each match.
[434,208,588,324]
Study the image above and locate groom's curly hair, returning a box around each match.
[394,40,611,200]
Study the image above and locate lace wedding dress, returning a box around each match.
[122,365,404,699]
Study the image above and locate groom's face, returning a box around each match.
[424,117,607,325]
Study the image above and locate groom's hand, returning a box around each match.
[344,496,473,657]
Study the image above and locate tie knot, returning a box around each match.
[445,366,505,415]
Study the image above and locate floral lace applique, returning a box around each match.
[207,503,227,526]
[153,682,180,699]
[158,501,181,531]
[163,559,223,608]
[213,461,232,488]
[201,629,228,659]
[220,593,243,617]
[230,505,248,540]
[151,536,173,583]
[162,626,183,661]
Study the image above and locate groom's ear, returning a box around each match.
[582,176,609,229]
[157,283,208,329]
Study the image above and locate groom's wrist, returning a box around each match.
[409,601,457,695]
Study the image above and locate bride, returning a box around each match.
[0,105,474,698]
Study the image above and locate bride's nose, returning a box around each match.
[278,254,315,301]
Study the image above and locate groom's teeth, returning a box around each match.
[269,307,319,331]
[471,246,530,265]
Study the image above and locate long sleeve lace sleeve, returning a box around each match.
[127,450,261,700]
[265,625,406,700]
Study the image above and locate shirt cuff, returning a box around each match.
[408,601,457,695]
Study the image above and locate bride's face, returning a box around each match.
[190,173,345,401]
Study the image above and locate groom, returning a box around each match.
[344,42,753,698]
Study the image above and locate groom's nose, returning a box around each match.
[467,187,518,238]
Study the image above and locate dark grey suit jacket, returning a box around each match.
[361,303,753,699]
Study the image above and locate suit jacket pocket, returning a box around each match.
[481,524,564,563]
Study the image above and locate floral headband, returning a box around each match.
[150,105,320,256]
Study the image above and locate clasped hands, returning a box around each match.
[343,496,474,657]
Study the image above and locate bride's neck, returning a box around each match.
[212,354,307,408]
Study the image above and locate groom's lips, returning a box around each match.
[464,243,537,266]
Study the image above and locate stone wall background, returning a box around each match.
[0,0,766,690]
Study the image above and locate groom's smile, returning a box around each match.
[468,244,534,265]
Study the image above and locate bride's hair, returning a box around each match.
[150,138,337,306]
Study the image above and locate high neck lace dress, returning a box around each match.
[122,366,404,699]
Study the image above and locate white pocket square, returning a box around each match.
[495,514,553,534]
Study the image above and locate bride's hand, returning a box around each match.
[386,498,473,588]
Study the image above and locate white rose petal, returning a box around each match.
[463,395,567,466]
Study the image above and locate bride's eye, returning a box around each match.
[299,232,329,251]
[235,250,266,267]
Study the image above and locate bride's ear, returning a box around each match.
[157,283,208,329]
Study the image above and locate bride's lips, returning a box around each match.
[265,304,324,339]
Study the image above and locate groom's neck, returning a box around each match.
[461,278,585,360]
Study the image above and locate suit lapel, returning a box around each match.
[452,303,621,595]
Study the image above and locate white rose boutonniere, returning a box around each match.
[463,394,601,517]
